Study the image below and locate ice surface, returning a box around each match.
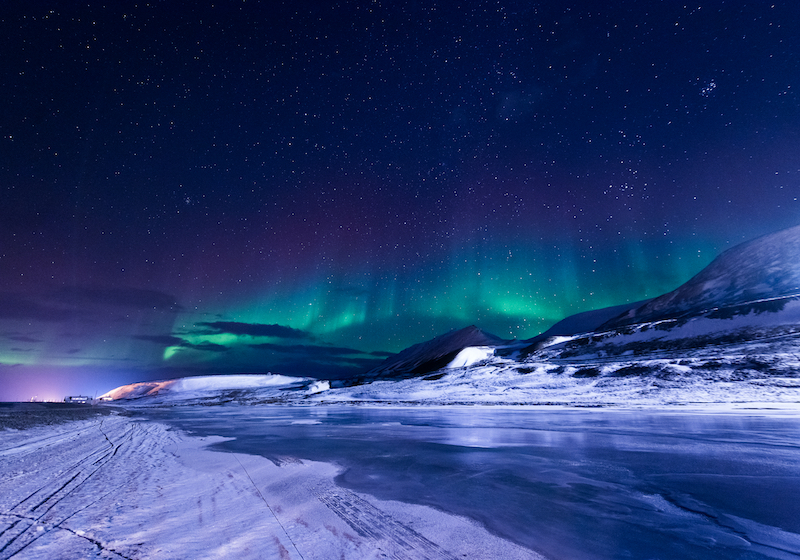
[134,406,800,560]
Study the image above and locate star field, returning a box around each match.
[2,1,800,399]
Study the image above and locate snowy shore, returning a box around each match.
[0,411,539,560]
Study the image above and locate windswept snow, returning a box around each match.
[535,335,579,348]
[307,380,330,394]
[525,300,649,342]
[304,355,800,408]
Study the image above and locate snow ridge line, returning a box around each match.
[233,453,307,560]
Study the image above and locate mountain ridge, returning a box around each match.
[602,224,800,328]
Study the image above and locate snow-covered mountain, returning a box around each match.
[604,224,800,328]
[362,325,509,379]
[521,224,800,362]
[100,374,327,405]
[324,223,800,406]
[524,300,649,343]
[101,224,800,408]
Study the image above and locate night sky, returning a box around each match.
[2,1,800,401]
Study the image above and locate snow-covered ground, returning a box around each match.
[0,411,539,560]
[98,341,800,408]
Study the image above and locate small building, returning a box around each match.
[64,396,91,404]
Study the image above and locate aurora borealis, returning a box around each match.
[2,1,800,400]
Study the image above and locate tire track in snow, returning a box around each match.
[314,485,460,560]
[0,417,137,559]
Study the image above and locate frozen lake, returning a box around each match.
[140,405,800,560]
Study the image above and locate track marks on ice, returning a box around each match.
[315,486,460,560]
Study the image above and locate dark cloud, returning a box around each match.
[248,343,388,374]
[2,333,43,343]
[197,321,310,339]
[0,287,181,325]
[134,334,229,353]
[52,286,183,312]
[266,356,385,380]
[248,342,364,357]
[135,334,187,346]
[0,293,81,322]
[190,342,229,353]
[369,350,395,357]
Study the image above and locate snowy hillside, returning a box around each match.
[524,299,649,343]
[319,224,800,406]
[100,374,327,404]
[525,296,800,361]
[519,224,800,364]
[604,224,800,328]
